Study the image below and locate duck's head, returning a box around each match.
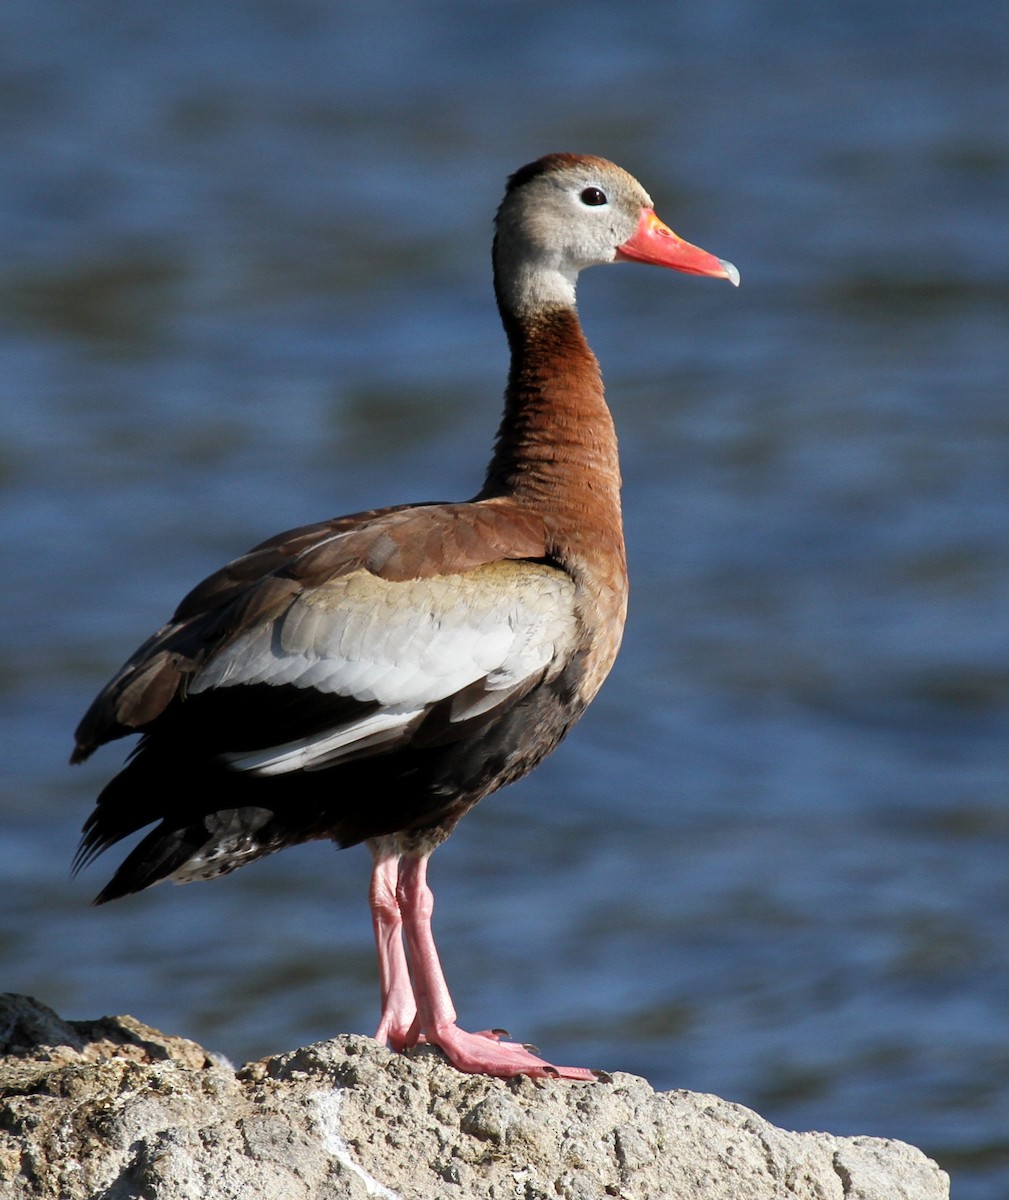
[493,153,738,316]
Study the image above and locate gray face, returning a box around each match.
[494,157,653,314]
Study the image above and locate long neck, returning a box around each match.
[479,295,623,555]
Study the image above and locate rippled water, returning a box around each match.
[2,2,1007,1195]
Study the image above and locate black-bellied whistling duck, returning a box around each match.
[72,154,738,1080]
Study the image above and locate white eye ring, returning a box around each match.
[580,187,608,207]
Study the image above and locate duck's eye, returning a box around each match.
[580,187,608,206]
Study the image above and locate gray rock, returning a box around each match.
[0,994,949,1200]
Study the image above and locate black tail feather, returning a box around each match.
[90,806,284,903]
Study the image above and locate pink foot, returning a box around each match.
[375,1010,422,1054]
[424,1024,598,1080]
[368,849,602,1082]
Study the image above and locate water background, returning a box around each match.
[2,3,1007,1194]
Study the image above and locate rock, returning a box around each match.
[0,993,949,1200]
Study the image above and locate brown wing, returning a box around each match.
[71,500,552,762]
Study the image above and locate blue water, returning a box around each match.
[2,2,1007,1194]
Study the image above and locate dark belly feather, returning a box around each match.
[77,654,587,903]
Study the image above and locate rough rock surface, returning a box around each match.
[0,993,949,1200]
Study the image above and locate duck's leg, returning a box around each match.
[368,839,421,1051]
[397,852,596,1080]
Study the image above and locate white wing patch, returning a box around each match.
[191,562,578,775]
[221,708,422,776]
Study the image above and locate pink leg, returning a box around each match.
[396,853,597,1080]
[368,842,420,1052]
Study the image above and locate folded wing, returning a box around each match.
[72,502,581,884]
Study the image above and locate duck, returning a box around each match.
[71,153,738,1079]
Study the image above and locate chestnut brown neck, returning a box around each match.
[479,304,623,548]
